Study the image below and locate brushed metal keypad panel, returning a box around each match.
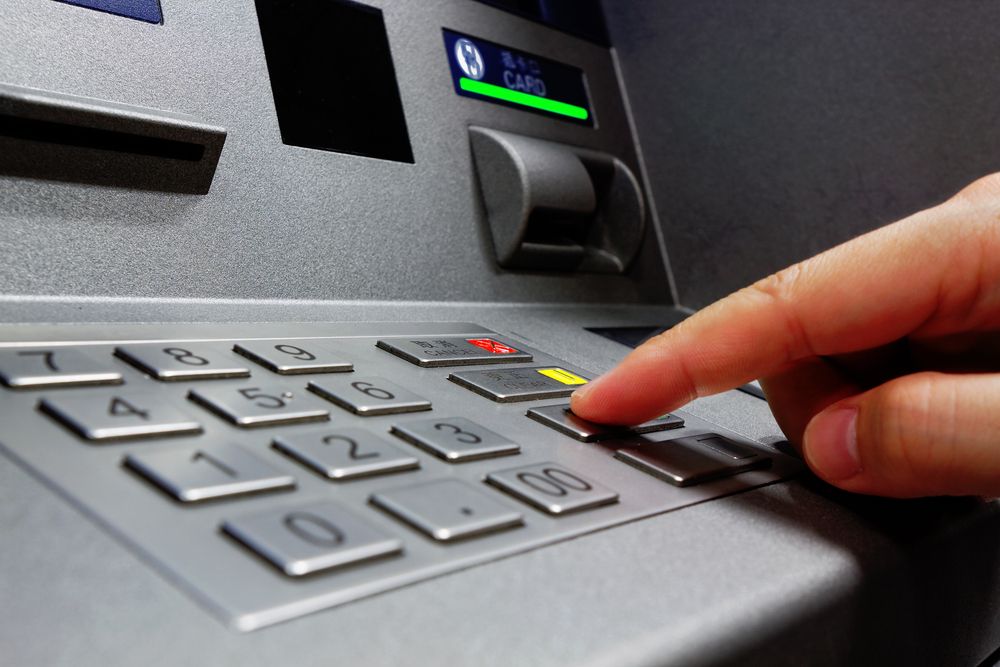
[0,323,800,632]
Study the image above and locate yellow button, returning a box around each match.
[536,368,588,385]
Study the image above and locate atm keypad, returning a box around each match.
[0,326,788,630]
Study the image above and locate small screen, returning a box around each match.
[255,0,414,163]
[443,30,593,126]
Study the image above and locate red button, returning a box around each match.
[466,338,518,355]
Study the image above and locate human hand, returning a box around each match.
[570,174,1000,498]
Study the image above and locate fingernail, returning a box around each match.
[805,407,861,481]
[570,374,603,404]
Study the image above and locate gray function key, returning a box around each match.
[188,385,329,427]
[273,427,419,480]
[115,344,250,381]
[376,336,532,367]
[526,404,684,442]
[0,347,122,389]
[233,340,353,375]
[391,417,519,462]
[487,462,619,515]
[223,501,403,576]
[449,366,590,403]
[40,391,202,441]
[308,376,431,416]
[371,479,523,542]
[124,442,295,502]
[614,433,772,487]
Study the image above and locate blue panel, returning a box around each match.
[54,0,163,24]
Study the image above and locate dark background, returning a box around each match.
[604,0,1000,308]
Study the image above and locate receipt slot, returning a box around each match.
[469,126,645,273]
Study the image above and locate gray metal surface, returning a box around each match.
[0,82,226,194]
[0,301,998,666]
[0,0,669,306]
[0,322,798,632]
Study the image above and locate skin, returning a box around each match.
[570,173,1000,498]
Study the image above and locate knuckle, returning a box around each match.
[952,172,1000,205]
[744,263,814,360]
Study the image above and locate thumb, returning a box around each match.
[803,372,1000,498]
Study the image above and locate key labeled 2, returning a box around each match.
[273,427,419,480]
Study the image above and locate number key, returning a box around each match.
[273,427,419,480]
[233,340,353,375]
[223,501,402,576]
[39,391,202,441]
[124,442,295,502]
[371,479,523,542]
[486,462,618,515]
[0,347,122,389]
[188,385,330,427]
[390,417,519,462]
[115,344,251,381]
[307,376,431,416]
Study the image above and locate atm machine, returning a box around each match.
[2,1,1000,665]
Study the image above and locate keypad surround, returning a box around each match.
[0,324,799,632]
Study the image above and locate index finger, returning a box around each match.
[570,191,1000,425]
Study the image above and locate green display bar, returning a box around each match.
[459,78,589,120]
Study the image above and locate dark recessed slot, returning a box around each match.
[0,83,226,194]
[255,0,414,163]
[0,114,204,161]
[522,207,594,247]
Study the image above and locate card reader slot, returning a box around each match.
[469,126,644,273]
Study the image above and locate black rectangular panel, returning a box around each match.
[255,0,414,163]
[444,30,593,126]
